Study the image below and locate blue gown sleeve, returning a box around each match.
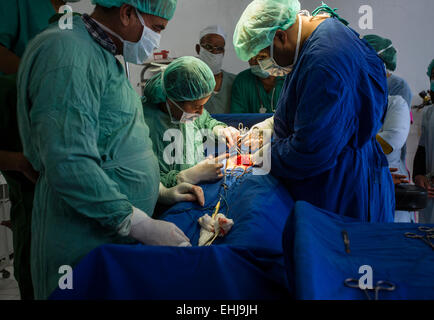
[28,66,133,232]
[271,66,356,180]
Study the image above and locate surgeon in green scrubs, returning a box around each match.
[16,0,208,300]
[0,0,74,300]
[231,47,284,114]
[142,56,239,188]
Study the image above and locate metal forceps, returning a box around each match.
[405,227,434,250]
[418,226,434,234]
[344,278,396,300]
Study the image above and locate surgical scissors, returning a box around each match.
[405,228,434,250]
[418,226,434,234]
[344,278,396,300]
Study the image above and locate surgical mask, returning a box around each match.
[377,44,393,55]
[166,99,200,124]
[94,8,160,65]
[258,14,303,77]
[250,65,270,79]
[199,48,224,75]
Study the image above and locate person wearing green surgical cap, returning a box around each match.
[363,35,413,222]
[363,35,413,107]
[231,47,285,114]
[16,0,210,299]
[233,0,395,223]
[0,0,79,300]
[142,56,239,188]
[412,59,434,224]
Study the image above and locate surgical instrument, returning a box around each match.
[344,278,396,300]
[341,230,351,254]
[404,231,434,250]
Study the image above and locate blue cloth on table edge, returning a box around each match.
[50,174,294,300]
[211,113,273,129]
[283,201,434,300]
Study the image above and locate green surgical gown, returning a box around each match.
[0,0,55,58]
[230,69,284,114]
[204,70,236,114]
[17,16,160,299]
[142,101,226,187]
[0,0,56,300]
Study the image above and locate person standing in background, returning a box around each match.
[413,59,434,224]
[364,35,414,186]
[231,47,285,114]
[0,0,80,300]
[196,25,236,114]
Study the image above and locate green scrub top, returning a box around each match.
[204,70,236,114]
[0,0,56,58]
[0,0,56,300]
[230,69,284,114]
[142,101,226,188]
[17,16,160,299]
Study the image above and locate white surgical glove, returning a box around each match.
[177,155,225,185]
[159,182,205,207]
[213,125,240,148]
[129,207,191,247]
[242,117,274,152]
[253,116,274,131]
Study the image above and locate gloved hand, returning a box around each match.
[159,182,205,206]
[213,125,240,148]
[129,207,191,246]
[241,116,274,151]
[177,155,226,185]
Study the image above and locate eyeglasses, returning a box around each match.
[201,43,225,54]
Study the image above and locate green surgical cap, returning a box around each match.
[363,34,397,72]
[233,0,301,61]
[427,59,434,78]
[92,0,177,20]
[143,56,216,104]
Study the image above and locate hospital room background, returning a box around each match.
[0,0,433,302]
[70,0,432,171]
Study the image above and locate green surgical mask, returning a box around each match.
[251,65,270,79]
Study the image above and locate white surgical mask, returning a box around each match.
[258,14,303,77]
[166,99,200,124]
[199,48,224,75]
[94,8,161,65]
[250,65,270,79]
[377,44,393,55]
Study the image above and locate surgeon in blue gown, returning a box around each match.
[233,0,394,222]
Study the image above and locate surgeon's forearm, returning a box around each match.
[0,151,22,171]
[0,45,20,74]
